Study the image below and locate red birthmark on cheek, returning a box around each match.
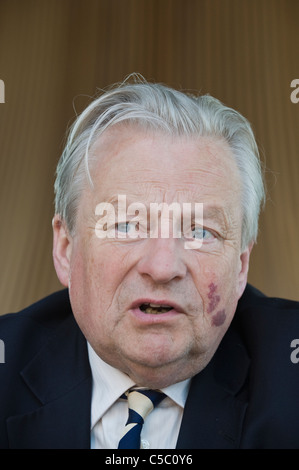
[212,309,226,326]
[207,282,220,313]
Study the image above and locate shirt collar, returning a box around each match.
[87,343,191,429]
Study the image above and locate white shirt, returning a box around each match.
[87,343,191,449]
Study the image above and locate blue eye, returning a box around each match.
[191,227,213,240]
[116,222,133,233]
[116,221,139,235]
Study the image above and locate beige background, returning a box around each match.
[0,0,299,315]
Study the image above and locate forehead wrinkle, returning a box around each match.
[116,160,240,195]
[93,189,233,216]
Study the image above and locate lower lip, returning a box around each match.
[129,307,181,324]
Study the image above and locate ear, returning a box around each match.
[52,215,72,287]
[237,241,254,299]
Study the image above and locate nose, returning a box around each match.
[137,237,187,284]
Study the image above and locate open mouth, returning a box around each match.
[139,303,174,314]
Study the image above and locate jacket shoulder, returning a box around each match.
[238,283,299,312]
[235,283,299,344]
[234,285,299,448]
[1,289,71,326]
[0,289,71,367]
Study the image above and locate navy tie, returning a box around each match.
[118,388,166,449]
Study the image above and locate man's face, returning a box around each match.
[53,125,252,388]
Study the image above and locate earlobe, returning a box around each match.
[238,242,254,298]
[52,215,72,287]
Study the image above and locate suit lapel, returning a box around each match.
[6,314,92,449]
[177,324,250,449]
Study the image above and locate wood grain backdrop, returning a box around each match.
[0,0,299,314]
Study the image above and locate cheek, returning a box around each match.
[205,277,239,328]
[207,282,226,326]
[70,242,128,316]
[68,247,119,340]
[211,309,227,327]
[207,282,221,314]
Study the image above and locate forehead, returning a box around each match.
[87,126,242,207]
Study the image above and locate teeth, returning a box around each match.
[149,303,171,308]
[144,307,171,314]
[140,303,173,314]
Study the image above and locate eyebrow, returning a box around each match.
[98,195,229,224]
[202,205,228,221]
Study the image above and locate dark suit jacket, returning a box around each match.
[1,284,299,449]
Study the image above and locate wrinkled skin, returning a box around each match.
[53,125,252,389]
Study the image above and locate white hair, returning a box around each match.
[54,75,265,249]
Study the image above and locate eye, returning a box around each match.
[115,222,135,233]
[116,221,137,234]
[190,226,214,240]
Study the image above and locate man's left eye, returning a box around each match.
[191,226,214,240]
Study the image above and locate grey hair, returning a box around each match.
[54,75,265,249]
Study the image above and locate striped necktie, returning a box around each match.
[118,388,166,449]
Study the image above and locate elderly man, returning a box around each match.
[1,77,299,449]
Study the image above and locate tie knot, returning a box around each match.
[118,388,166,449]
[126,388,166,421]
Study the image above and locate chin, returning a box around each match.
[127,341,184,369]
[122,349,201,389]
[127,366,183,389]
